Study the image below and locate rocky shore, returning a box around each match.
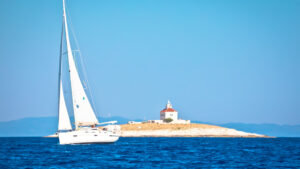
[120,123,269,138]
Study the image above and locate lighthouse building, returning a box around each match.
[148,100,190,124]
[160,101,178,121]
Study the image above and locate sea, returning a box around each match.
[0,137,299,168]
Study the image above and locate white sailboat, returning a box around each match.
[57,0,120,144]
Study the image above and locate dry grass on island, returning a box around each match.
[120,123,270,138]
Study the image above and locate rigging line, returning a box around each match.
[65,4,100,118]
[68,18,99,117]
[57,21,65,130]
[61,50,80,56]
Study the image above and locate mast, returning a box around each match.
[62,0,98,129]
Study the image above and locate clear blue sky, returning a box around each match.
[0,0,299,124]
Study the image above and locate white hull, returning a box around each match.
[58,128,119,144]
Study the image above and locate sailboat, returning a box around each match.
[57,0,120,144]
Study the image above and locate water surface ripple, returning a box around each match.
[0,137,299,168]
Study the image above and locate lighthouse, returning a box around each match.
[146,100,190,124]
[160,100,178,121]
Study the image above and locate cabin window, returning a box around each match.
[73,135,77,137]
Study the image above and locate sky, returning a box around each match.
[0,0,299,124]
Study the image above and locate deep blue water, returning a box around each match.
[0,137,299,168]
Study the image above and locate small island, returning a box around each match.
[120,123,268,137]
[120,101,269,138]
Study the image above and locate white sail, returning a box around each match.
[63,0,98,126]
[58,81,72,130]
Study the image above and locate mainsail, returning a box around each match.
[58,13,72,131]
[58,81,72,130]
[62,0,98,127]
